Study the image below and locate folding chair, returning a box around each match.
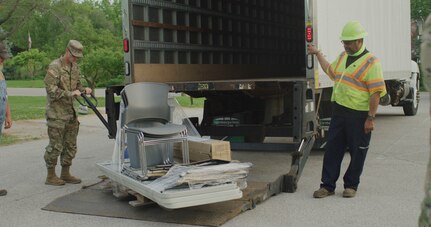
[120,82,189,177]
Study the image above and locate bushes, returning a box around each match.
[4,49,49,80]
[3,47,124,88]
[95,75,124,87]
[80,47,124,90]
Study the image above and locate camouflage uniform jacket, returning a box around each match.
[44,56,84,120]
[419,14,431,227]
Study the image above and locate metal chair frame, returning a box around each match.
[119,82,190,178]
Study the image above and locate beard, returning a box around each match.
[344,48,354,55]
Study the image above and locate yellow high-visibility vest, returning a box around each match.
[326,52,387,111]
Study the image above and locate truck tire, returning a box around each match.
[403,77,419,116]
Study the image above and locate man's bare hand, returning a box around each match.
[364,120,374,134]
[84,87,92,95]
[72,90,81,96]
[4,117,12,129]
[307,44,320,55]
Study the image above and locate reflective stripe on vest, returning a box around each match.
[330,51,384,111]
[333,53,375,91]
[327,52,345,80]
[366,79,386,93]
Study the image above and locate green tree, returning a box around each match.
[411,0,431,20]
[411,0,431,77]
[1,0,121,54]
[80,47,123,92]
[0,0,50,40]
[1,0,123,94]
[94,0,122,37]
[5,48,49,79]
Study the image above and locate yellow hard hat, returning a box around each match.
[340,21,368,41]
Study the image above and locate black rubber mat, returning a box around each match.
[42,180,270,227]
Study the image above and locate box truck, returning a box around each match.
[98,0,419,208]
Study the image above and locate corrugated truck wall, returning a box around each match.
[127,0,306,83]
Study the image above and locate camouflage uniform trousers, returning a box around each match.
[420,152,431,227]
[419,14,431,227]
[44,118,80,168]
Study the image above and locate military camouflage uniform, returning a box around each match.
[44,56,84,168]
[419,14,431,227]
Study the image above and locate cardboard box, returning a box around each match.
[174,138,231,162]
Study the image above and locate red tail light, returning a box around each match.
[306,26,313,42]
[123,39,129,53]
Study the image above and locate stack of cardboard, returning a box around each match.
[174,138,231,162]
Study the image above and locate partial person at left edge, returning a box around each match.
[0,41,13,197]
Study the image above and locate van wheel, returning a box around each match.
[403,76,419,116]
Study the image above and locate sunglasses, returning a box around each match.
[341,40,358,46]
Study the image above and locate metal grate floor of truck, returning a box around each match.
[42,150,295,226]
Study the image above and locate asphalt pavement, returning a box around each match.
[0,92,429,227]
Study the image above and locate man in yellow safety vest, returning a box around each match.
[308,21,387,198]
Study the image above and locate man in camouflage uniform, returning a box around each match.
[419,14,431,226]
[43,40,92,186]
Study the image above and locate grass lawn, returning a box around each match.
[8,96,47,120]
[8,96,106,120]
[0,134,20,145]
[7,80,45,88]
[174,95,205,108]
[6,79,204,120]
[8,95,204,121]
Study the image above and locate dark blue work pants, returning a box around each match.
[320,115,371,191]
